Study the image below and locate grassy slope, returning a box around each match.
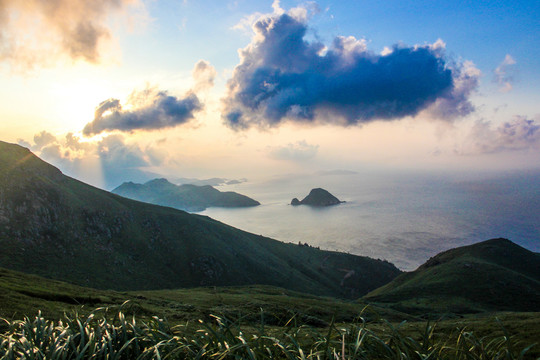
[0,141,400,298]
[0,266,409,326]
[1,266,539,358]
[396,312,540,359]
[364,238,540,314]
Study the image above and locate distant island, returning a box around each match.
[112,178,260,212]
[291,188,344,207]
[170,177,247,186]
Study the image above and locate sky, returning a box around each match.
[1,0,539,189]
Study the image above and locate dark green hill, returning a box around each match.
[112,178,260,212]
[0,141,400,298]
[291,188,343,206]
[0,265,411,325]
[364,238,540,314]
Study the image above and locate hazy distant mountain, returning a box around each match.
[291,188,344,206]
[364,238,540,314]
[315,170,358,176]
[0,141,400,298]
[170,177,248,186]
[112,178,260,212]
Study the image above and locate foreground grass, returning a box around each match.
[1,307,537,359]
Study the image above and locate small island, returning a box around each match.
[291,188,344,207]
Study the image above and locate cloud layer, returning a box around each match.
[268,140,319,161]
[0,0,143,69]
[83,88,202,135]
[21,132,162,189]
[223,9,477,130]
[464,116,540,154]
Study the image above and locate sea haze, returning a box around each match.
[201,169,540,270]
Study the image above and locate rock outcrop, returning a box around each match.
[291,188,343,207]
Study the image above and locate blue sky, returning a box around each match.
[133,0,540,91]
[1,0,539,188]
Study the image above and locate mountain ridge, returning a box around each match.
[0,140,400,298]
[112,178,260,212]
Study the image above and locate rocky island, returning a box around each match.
[291,188,344,207]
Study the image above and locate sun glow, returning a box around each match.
[46,75,119,132]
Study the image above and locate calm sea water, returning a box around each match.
[200,170,540,270]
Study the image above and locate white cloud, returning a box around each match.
[424,60,481,120]
[22,132,167,189]
[0,0,147,71]
[268,140,319,161]
[192,60,217,91]
[494,54,516,93]
[461,115,540,154]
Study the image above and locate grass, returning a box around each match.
[0,266,411,327]
[4,266,538,358]
[364,239,540,314]
[0,307,537,359]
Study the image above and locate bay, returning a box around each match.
[201,170,540,270]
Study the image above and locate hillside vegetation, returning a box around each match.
[0,141,400,297]
[364,238,540,314]
[0,262,539,358]
[2,309,539,359]
[0,265,410,325]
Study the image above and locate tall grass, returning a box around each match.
[0,306,536,359]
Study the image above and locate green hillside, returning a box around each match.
[364,238,540,314]
[0,141,400,298]
[112,178,260,212]
[1,266,539,359]
[0,265,410,325]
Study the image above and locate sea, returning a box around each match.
[200,169,540,271]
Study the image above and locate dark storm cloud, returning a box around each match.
[223,11,477,130]
[83,89,202,135]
